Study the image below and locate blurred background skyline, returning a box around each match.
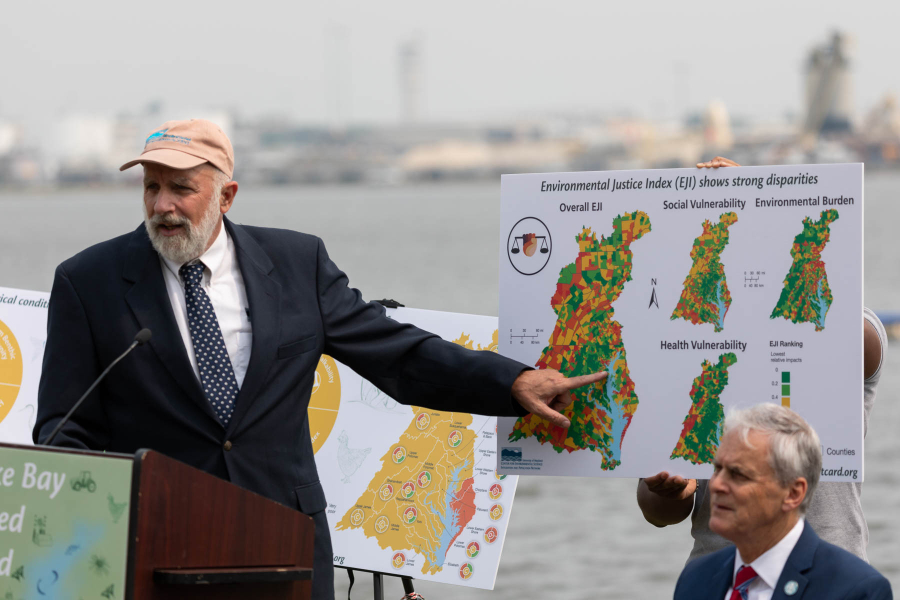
[2,4,899,597]
[3,1,900,185]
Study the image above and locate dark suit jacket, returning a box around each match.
[674,521,892,600]
[34,217,527,600]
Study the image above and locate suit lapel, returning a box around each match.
[225,219,281,435]
[771,521,816,600]
[710,548,737,599]
[122,224,221,426]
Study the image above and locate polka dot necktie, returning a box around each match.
[730,565,758,600]
[180,262,239,426]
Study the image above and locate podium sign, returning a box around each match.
[0,445,132,598]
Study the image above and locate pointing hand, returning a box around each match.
[511,369,608,428]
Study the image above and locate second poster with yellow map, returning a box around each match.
[312,307,518,589]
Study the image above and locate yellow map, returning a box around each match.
[335,332,496,575]
[0,319,23,425]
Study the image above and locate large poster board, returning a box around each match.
[497,164,863,482]
[0,287,49,446]
[313,307,518,589]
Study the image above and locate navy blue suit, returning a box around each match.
[674,521,892,600]
[34,218,527,599]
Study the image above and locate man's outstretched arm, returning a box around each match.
[314,236,607,421]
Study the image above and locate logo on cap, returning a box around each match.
[144,128,192,148]
[145,129,169,145]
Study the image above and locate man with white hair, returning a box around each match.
[674,404,891,600]
[34,119,605,600]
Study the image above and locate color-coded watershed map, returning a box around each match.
[507,212,652,470]
[670,353,738,465]
[335,332,497,575]
[671,212,738,332]
[771,209,839,332]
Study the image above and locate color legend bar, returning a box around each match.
[781,371,790,407]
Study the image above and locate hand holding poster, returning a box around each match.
[497,164,863,482]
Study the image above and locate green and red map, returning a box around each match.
[670,353,738,465]
[770,209,839,331]
[499,165,862,482]
[507,212,652,470]
[671,212,738,332]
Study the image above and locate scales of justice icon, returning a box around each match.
[510,235,549,256]
[507,216,552,275]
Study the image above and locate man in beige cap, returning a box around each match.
[35,118,607,599]
[120,119,237,265]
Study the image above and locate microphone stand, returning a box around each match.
[44,329,151,445]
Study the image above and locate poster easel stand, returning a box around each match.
[340,566,420,600]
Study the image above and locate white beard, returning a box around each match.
[145,194,221,264]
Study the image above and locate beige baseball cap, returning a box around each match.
[119,119,234,179]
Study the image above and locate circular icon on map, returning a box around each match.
[403,506,418,524]
[392,552,406,570]
[415,412,431,430]
[392,446,407,464]
[417,471,432,488]
[466,541,480,558]
[379,484,394,502]
[459,562,474,580]
[308,356,341,454]
[489,484,503,500]
[484,527,499,544]
[0,319,23,426]
[507,217,552,276]
[489,504,503,521]
[401,481,416,499]
[448,430,462,448]
[375,516,390,534]
[350,508,365,526]
[495,471,507,481]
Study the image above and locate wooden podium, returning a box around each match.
[0,443,315,600]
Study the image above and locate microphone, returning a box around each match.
[44,329,152,445]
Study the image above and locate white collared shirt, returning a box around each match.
[723,518,805,600]
[159,225,253,387]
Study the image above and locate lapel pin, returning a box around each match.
[784,580,799,596]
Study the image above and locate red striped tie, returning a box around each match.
[730,565,758,600]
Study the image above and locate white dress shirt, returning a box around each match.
[159,225,253,387]
[723,518,805,600]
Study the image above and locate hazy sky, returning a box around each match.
[3,0,900,133]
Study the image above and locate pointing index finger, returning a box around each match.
[562,371,608,391]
